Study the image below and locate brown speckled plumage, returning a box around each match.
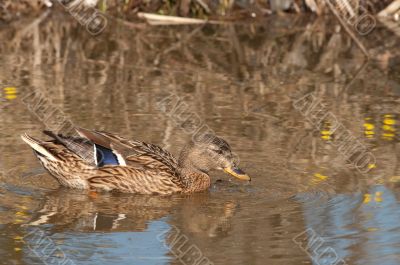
[21,128,249,194]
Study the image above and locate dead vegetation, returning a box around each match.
[1,0,400,22]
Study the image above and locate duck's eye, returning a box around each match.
[213,149,223,155]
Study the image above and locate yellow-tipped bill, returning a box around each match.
[224,166,251,181]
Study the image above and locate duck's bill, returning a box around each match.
[224,166,251,181]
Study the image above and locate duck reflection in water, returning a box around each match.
[28,189,238,239]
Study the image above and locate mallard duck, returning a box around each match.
[21,128,250,194]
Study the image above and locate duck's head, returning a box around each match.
[178,134,250,181]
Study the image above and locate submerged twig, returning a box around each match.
[138,12,208,25]
[108,14,147,29]
[154,24,205,65]
[195,0,211,14]
[325,0,370,59]
[378,0,400,17]
[343,59,369,92]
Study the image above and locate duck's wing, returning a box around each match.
[42,130,123,168]
[77,128,177,166]
[42,130,96,165]
[75,128,182,186]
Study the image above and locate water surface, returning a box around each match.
[0,12,400,265]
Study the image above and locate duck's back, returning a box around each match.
[21,129,185,194]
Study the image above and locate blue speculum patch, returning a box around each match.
[95,144,119,166]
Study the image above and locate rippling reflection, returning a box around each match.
[0,11,399,265]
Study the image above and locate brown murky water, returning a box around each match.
[0,12,400,265]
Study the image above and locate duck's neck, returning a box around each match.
[178,167,211,192]
[177,146,211,192]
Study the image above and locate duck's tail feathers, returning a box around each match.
[42,130,60,141]
[42,130,96,165]
[20,134,58,161]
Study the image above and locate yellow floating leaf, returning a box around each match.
[321,135,331,140]
[368,164,376,169]
[383,133,395,138]
[374,191,383,202]
[14,236,23,241]
[365,131,375,135]
[5,94,17,100]
[14,248,22,252]
[5,91,17,95]
[314,173,328,180]
[383,118,396,125]
[4,87,17,93]
[15,211,27,217]
[367,227,378,232]
[382,125,395,132]
[363,194,371,204]
[363,123,374,130]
